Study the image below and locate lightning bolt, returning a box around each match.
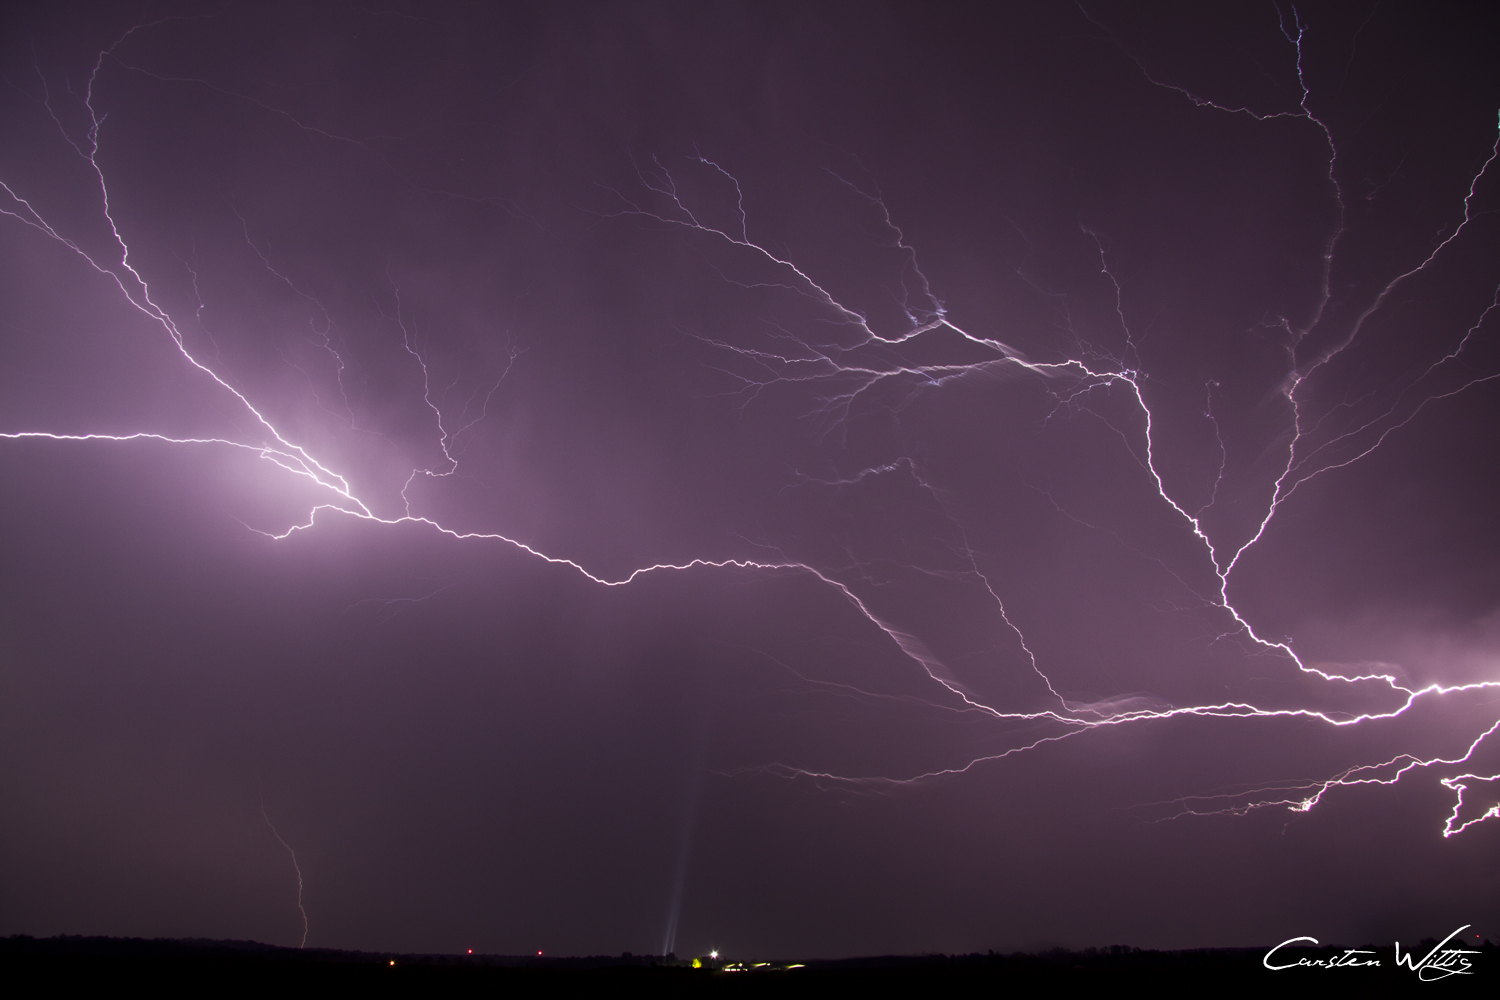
[5,2,1500,865]
[260,801,308,949]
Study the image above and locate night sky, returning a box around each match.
[3,1,1500,960]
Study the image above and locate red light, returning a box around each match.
[537,950,543,956]
[467,949,473,955]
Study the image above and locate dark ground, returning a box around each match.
[4,934,1494,990]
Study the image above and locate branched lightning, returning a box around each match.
[1440,772,1500,838]
[5,5,1500,851]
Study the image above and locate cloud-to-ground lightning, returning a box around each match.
[260,802,308,948]
[4,5,1499,932]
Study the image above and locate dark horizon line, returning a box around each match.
[7,931,1494,964]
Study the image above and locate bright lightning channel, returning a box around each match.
[3,9,1499,844]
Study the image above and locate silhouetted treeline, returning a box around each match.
[5,934,1495,988]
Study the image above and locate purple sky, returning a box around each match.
[3,1,1499,959]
